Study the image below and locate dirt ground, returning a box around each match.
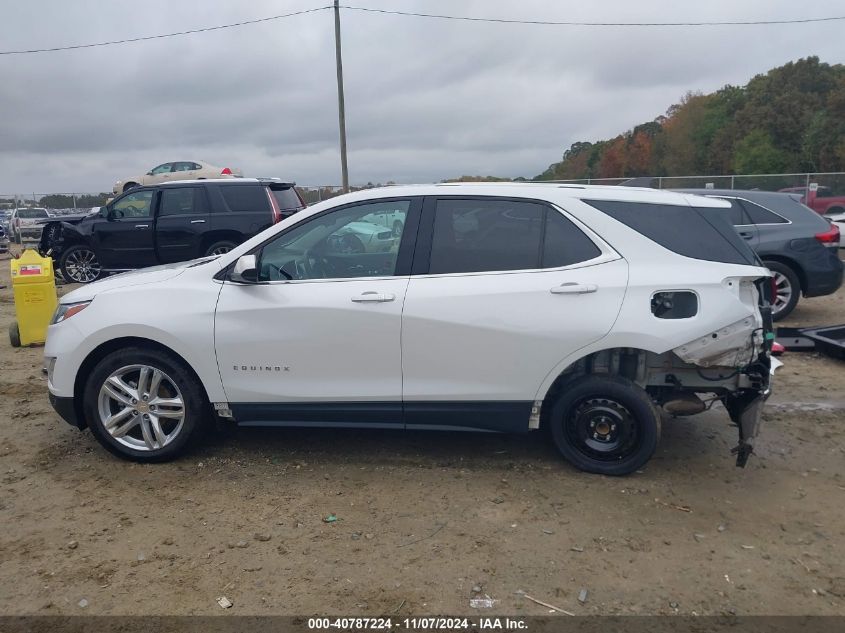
[0,248,843,617]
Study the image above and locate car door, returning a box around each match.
[171,161,199,180]
[94,189,157,269]
[154,186,211,263]
[714,197,759,248]
[400,196,628,432]
[214,197,421,426]
[145,163,174,185]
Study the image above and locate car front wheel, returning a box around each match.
[84,347,207,462]
[60,245,103,284]
[549,375,661,476]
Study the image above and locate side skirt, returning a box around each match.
[230,401,533,433]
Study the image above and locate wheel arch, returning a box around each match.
[535,346,663,429]
[73,336,212,429]
[200,230,243,255]
[761,255,805,294]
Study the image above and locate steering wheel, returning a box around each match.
[267,263,292,281]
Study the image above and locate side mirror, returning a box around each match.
[230,254,258,283]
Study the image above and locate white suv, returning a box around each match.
[44,183,777,475]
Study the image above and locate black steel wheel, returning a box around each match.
[549,375,661,475]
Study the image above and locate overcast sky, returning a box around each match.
[1,0,843,194]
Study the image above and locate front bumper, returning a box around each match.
[48,392,84,429]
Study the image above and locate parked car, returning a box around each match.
[38,179,305,284]
[10,207,50,243]
[113,161,243,195]
[779,185,845,215]
[45,183,777,475]
[0,210,11,234]
[675,189,842,320]
[0,223,8,253]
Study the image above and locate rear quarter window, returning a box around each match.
[218,185,270,213]
[583,199,757,266]
[272,188,304,211]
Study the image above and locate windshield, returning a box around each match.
[17,209,49,219]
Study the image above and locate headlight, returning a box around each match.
[51,300,92,325]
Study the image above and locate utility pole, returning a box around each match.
[333,0,349,193]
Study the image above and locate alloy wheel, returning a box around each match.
[771,271,793,315]
[210,245,232,255]
[97,364,185,451]
[64,249,101,283]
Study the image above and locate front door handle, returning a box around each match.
[135,224,149,229]
[190,219,206,224]
[550,282,598,295]
[738,231,754,240]
[351,291,396,303]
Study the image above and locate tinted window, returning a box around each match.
[257,200,410,281]
[584,199,757,266]
[429,200,543,274]
[713,198,747,225]
[740,200,788,224]
[542,210,601,267]
[159,188,198,216]
[220,185,270,213]
[272,188,304,211]
[112,190,154,218]
[16,209,49,219]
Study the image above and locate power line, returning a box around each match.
[340,5,845,27]
[0,6,332,55]
[2,5,844,56]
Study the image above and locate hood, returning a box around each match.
[60,258,214,303]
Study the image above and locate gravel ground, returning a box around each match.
[0,250,843,616]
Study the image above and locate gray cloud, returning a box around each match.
[1,0,843,193]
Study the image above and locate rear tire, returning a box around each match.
[205,240,237,256]
[9,322,21,347]
[84,347,208,462]
[549,375,661,476]
[765,261,800,321]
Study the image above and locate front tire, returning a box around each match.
[84,347,208,462]
[549,375,661,476]
[765,261,800,321]
[123,182,139,193]
[60,245,102,284]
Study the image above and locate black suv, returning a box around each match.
[676,189,843,320]
[39,179,305,284]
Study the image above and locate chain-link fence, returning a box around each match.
[548,171,845,195]
[4,173,845,212]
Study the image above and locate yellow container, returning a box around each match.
[10,249,58,347]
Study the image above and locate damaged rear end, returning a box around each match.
[581,194,780,467]
[668,275,776,466]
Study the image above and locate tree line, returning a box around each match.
[534,57,845,181]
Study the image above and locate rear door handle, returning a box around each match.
[190,219,206,224]
[351,291,396,303]
[738,232,754,240]
[550,282,598,295]
[135,224,149,229]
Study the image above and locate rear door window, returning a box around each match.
[584,199,757,266]
[739,200,789,224]
[219,185,270,213]
[427,199,600,275]
[542,210,602,267]
[158,187,202,216]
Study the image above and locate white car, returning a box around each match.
[10,207,50,242]
[113,160,242,195]
[44,183,777,475]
